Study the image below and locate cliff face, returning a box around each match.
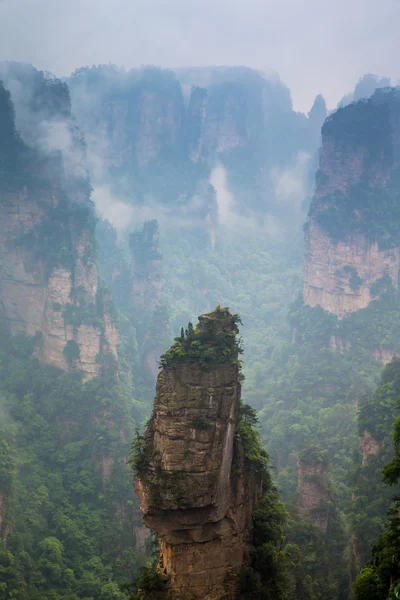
[0,77,119,380]
[304,88,400,318]
[134,309,263,600]
[304,221,400,317]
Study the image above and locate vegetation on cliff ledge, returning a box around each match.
[159,305,243,372]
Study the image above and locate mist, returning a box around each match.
[0,0,400,111]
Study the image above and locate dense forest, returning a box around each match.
[0,59,399,599]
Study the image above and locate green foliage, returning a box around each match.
[234,404,291,599]
[357,359,400,442]
[354,567,382,600]
[236,404,269,473]
[299,444,328,466]
[63,340,81,365]
[353,364,400,600]
[335,266,363,291]
[127,430,148,478]
[123,538,165,600]
[160,306,242,371]
[0,330,143,599]
[238,453,290,599]
[370,274,393,297]
[62,282,113,331]
[135,565,165,592]
[383,410,400,486]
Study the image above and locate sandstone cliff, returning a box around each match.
[134,308,266,600]
[0,189,119,381]
[0,78,118,380]
[304,220,400,317]
[304,88,400,318]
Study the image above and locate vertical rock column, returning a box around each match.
[134,308,262,600]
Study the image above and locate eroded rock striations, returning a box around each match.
[134,308,266,600]
[304,88,400,318]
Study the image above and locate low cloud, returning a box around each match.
[210,163,284,237]
[38,120,73,153]
[1,0,400,111]
[92,184,135,234]
[271,151,312,209]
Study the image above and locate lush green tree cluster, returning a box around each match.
[0,331,145,599]
[160,306,243,370]
[354,363,400,600]
[236,405,292,600]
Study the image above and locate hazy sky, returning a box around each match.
[0,0,399,111]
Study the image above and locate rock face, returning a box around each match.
[304,220,400,317]
[304,88,400,318]
[296,452,329,533]
[134,309,263,600]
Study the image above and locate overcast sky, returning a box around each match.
[0,0,399,112]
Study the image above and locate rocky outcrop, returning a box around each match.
[296,451,330,533]
[304,88,400,318]
[134,309,263,600]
